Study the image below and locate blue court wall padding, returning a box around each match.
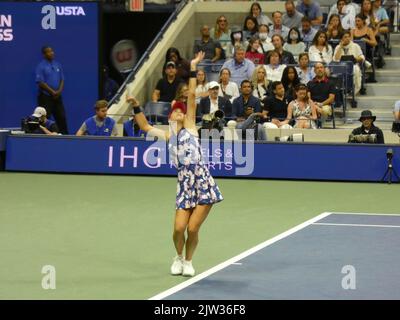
[0,1,99,133]
[5,134,400,182]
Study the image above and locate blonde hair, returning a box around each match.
[251,65,269,89]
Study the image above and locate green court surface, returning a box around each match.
[0,172,398,299]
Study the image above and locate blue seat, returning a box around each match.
[144,101,171,125]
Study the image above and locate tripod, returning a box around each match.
[381,150,400,184]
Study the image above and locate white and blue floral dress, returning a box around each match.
[169,128,223,210]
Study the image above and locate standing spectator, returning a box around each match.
[221,45,255,87]
[232,80,262,121]
[308,31,334,64]
[281,66,301,103]
[193,25,223,67]
[249,2,273,26]
[258,24,274,53]
[245,37,265,65]
[269,11,290,40]
[287,84,318,129]
[283,27,307,62]
[348,110,384,143]
[243,16,259,40]
[35,46,68,134]
[307,62,335,122]
[296,53,316,84]
[271,34,296,65]
[103,65,119,102]
[296,0,323,27]
[199,81,232,121]
[152,61,183,102]
[76,100,117,136]
[263,81,291,128]
[283,0,304,29]
[393,100,400,121]
[165,48,190,82]
[300,16,318,43]
[251,65,270,107]
[218,68,240,103]
[210,15,232,56]
[264,50,287,82]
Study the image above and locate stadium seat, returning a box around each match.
[144,101,171,125]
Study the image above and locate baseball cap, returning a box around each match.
[32,107,47,118]
[168,101,187,119]
[166,61,176,68]
[207,81,220,90]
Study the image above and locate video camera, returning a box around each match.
[21,117,41,134]
[201,110,225,132]
[348,133,377,143]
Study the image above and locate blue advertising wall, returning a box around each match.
[0,1,99,133]
[5,134,400,182]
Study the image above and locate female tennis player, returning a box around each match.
[126,52,223,277]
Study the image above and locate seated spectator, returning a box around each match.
[195,69,209,105]
[327,0,356,30]
[123,111,151,138]
[283,27,306,62]
[76,100,117,136]
[348,110,384,143]
[232,80,262,121]
[283,0,304,29]
[262,81,292,128]
[232,106,268,141]
[193,25,223,69]
[308,30,334,64]
[251,65,271,107]
[269,11,290,40]
[287,84,318,129]
[372,0,390,34]
[102,65,119,102]
[210,15,231,56]
[165,47,190,82]
[282,66,301,102]
[270,34,296,65]
[296,52,316,84]
[264,50,287,82]
[152,61,183,102]
[307,62,335,122]
[23,106,59,135]
[225,30,245,59]
[221,45,256,87]
[243,16,259,40]
[250,2,273,26]
[200,81,232,122]
[296,0,323,27]
[394,100,400,121]
[326,14,345,41]
[218,68,240,103]
[332,31,365,95]
[300,16,318,43]
[360,0,376,29]
[245,37,265,65]
[257,24,274,54]
[171,83,189,113]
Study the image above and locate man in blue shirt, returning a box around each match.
[76,100,118,136]
[221,45,255,88]
[35,46,68,134]
[232,80,262,120]
[296,0,323,27]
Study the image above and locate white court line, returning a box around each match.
[329,212,400,216]
[149,211,332,300]
[313,222,400,228]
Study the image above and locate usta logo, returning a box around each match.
[41,5,86,30]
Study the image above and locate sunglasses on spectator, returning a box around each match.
[219,19,227,22]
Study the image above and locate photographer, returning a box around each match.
[22,107,59,135]
[348,110,385,144]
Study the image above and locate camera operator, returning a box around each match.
[22,107,59,135]
[348,110,385,144]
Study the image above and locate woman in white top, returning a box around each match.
[295,53,315,85]
[264,50,287,82]
[287,84,318,129]
[195,69,208,105]
[283,27,306,63]
[251,65,270,107]
[308,30,333,64]
[218,67,240,103]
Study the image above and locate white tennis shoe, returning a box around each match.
[170,255,184,275]
[182,260,195,277]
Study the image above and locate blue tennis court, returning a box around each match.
[151,212,400,300]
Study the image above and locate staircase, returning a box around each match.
[333,33,400,131]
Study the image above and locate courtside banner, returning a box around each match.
[5,135,400,182]
[0,1,99,133]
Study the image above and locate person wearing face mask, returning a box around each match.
[257,24,274,54]
[283,27,306,62]
[225,30,245,59]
